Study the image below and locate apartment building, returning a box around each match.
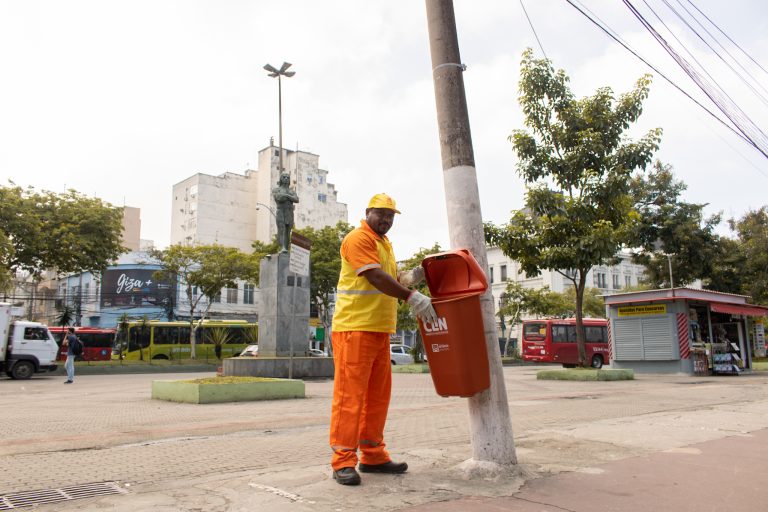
[171,142,348,252]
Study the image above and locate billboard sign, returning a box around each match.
[100,268,175,308]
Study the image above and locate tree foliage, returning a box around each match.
[0,184,125,278]
[293,221,353,348]
[629,161,722,287]
[396,243,442,363]
[485,49,661,365]
[726,207,768,303]
[498,283,605,321]
[150,244,258,358]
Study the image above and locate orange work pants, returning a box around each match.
[329,331,392,470]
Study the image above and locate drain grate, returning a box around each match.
[0,482,127,510]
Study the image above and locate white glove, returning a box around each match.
[398,267,425,287]
[407,291,439,325]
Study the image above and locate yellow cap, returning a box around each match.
[367,193,401,214]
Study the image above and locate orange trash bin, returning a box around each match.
[418,248,490,397]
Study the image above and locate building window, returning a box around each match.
[274,149,279,157]
[489,266,494,284]
[612,274,620,289]
[226,287,238,304]
[191,286,198,296]
[594,272,607,289]
[625,275,631,287]
[318,193,327,203]
[500,265,507,282]
[307,174,313,184]
[319,175,325,185]
[212,291,221,303]
[243,283,254,305]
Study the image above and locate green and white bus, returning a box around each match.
[112,320,258,361]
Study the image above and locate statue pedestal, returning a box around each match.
[258,252,310,357]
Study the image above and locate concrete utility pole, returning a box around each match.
[425,0,517,470]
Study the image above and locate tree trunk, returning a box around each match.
[214,344,222,359]
[575,273,587,366]
[426,0,516,467]
[187,284,197,360]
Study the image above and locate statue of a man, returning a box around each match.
[272,172,299,252]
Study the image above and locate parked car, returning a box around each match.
[390,344,412,365]
[239,345,259,357]
[307,349,327,357]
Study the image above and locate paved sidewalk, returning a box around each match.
[1,367,767,511]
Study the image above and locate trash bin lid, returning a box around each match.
[421,248,488,298]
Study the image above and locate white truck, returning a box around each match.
[0,302,59,380]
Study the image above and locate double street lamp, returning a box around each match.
[263,62,295,174]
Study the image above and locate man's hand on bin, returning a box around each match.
[407,291,438,325]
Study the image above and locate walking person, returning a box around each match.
[63,327,77,384]
[329,193,438,485]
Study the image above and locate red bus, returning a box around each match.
[521,318,609,369]
[50,327,116,361]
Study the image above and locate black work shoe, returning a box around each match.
[358,461,408,474]
[333,467,361,485]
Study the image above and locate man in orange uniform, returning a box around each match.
[329,193,438,486]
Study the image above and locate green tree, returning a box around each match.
[486,49,661,366]
[208,326,233,359]
[150,244,258,359]
[293,222,353,353]
[728,208,768,303]
[0,232,13,293]
[55,304,75,328]
[497,283,605,322]
[116,313,130,362]
[629,161,722,287]
[705,237,745,295]
[396,243,442,363]
[0,184,125,277]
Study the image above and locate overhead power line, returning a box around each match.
[563,0,768,165]
[519,0,549,61]
[622,0,768,160]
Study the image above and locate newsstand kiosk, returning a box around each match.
[603,288,768,375]
[418,249,491,397]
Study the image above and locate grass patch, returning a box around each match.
[753,361,768,371]
[180,376,279,384]
[537,368,634,381]
[391,363,430,374]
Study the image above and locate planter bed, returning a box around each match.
[152,376,305,404]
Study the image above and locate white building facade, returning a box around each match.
[171,143,348,252]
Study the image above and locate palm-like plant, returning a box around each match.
[208,327,233,359]
[116,313,130,361]
[243,324,259,345]
[55,305,75,328]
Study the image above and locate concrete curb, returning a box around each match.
[55,364,219,376]
[536,368,634,381]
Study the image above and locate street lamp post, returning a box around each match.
[255,202,277,219]
[263,62,295,174]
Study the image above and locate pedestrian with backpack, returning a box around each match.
[62,327,79,384]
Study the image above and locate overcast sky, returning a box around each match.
[2,1,767,259]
